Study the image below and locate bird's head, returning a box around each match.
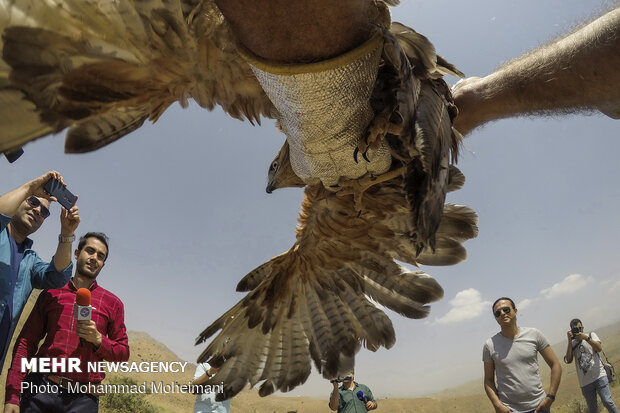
[266,140,306,193]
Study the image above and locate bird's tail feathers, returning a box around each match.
[382,201,478,266]
[415,204,478,265]
[356,252,443,318]
[195,243,443,398]
[447,165,465,192]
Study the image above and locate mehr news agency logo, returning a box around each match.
[20,359,224,395]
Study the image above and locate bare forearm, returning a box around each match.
[215,0,374,62]
[53,241,73,271]
[0,171,63,217]
[192,367,217,385]
[484,380,502,409]
[0,183,33,217]
[548,362,562,396]
[328,386,339,410]
[454,6,620,134]
[590,340,603,352]
[192,372,209,385]
[492,7,619,112]
[564,339,574,363]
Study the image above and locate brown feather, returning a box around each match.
[196,177,476,399]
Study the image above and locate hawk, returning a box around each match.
[0,0,477,398]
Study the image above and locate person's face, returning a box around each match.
[74,237,107,279]
[493,300,516,325]
[13,196,50,235]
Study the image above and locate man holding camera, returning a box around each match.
[0,171,80,372]
[483,297,562,413]
[564,318,618,413]
[328,371,377,412]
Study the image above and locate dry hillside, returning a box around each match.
[102,321,620,412]
[1,292,619,412]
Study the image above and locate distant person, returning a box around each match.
[0,171,80,371]
[328,371,377,412]
[4,232,129,413]
[563,318,618,413]
[483,297,562,413]
[190,362,230,413]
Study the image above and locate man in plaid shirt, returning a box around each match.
[4,232,129,413]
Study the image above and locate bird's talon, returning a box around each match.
[353,147,360,164]
[362,151,370,163]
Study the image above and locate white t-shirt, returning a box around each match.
[193,362,230,413]
[483,327,550,413]
[572,332,607,387]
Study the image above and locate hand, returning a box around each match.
[451,77,485,135]
[28,171,63,201]
[573,332,587,341]
[494,403,511,413]
[535,396,553,412]
[365,400,376,410]
[60,205,80,236]
[3,403,19,413]
[567,331,574,340]
[76,320,102,347]
[331,380,339,389]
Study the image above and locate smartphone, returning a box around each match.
[44,178,77,209]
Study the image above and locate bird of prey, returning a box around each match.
[0,0,477,399]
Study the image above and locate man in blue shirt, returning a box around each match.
[0,171,80,371]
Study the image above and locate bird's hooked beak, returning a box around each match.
[266,184,275,194]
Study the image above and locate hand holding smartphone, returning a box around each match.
[44,178,77,209]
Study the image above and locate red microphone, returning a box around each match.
[74,288,92,346]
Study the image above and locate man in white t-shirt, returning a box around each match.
[564,318,618,413]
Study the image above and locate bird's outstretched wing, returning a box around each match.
[0,0,274,153]
[196,179,477,399]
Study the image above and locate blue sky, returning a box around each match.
[2,0,619,398]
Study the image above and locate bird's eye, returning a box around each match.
[270,161,278,171]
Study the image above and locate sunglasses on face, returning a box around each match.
[26,196,50,219]
[493,306,512,318]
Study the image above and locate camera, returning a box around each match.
[330,376,353,383]
[571,326,581,336]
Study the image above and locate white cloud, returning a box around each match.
[601,277,620,292]
[435,288,491,325]
[516,298,534,310]
[540,273,592,299]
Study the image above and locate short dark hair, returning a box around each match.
[492,297,516,312]
[570,318,582,327]
[77,232,110,261]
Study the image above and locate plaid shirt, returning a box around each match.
[5,279,129,405]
